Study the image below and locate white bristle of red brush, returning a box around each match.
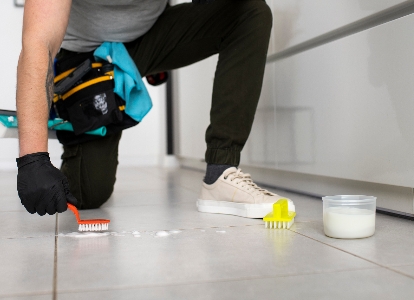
[78,223,109,232]
[264,219,294,229]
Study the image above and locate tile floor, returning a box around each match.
[1,166,414,299]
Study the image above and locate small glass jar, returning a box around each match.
[322,195,377,239]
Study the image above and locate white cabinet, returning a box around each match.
[244,13,414,189]
[173,1,414,214]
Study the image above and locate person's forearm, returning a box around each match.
[16,0,72,157]
[16,46,54,157]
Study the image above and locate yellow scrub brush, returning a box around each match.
[263,199,296,229]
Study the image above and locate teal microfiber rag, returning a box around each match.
[47,119,107,136]
[94,42,152,122]
[0,115,18,128]
[0,115,106,136]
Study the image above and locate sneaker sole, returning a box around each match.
[197,199,274,219]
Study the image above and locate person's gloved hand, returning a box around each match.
[16,152,77,216]
[192,0,215,4]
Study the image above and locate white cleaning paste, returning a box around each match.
[155,231,170,237]
[323,207,375,239]
[59,232,111,238]
[131,231,141,237]
[216,230,226,234]
[59,229,183,239]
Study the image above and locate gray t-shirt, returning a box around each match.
[62,0,168,52]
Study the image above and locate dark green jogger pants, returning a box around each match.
[61,0,273,209]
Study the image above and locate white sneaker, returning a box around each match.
[197,167,295,218]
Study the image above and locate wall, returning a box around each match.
[171,0,213,163]
[0,0,22,169]
[172,56,216,162]
[0,1,166,170]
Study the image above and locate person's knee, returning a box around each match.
[79,184,114,210]
[62,160,115,210]
[239,0,273,31]
[61,133,121,210]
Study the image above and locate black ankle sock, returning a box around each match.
[203,164,235,184]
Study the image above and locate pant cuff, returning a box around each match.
[205,147,242,166]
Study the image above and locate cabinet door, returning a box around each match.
[246,14,414,188]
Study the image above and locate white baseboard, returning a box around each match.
[1,156,172,169]
[0,156,62,171]
[119,155,180,168]
[162,155,180,168]
[177,156,414,216]
[118,155,163,167]
[0,155,165,171]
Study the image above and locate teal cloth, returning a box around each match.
[0,115,106,136]
[94,42,152,122]
[0,115,18,128]
[47,119,107,136]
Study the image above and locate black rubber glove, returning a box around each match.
[16,152,77,216]
[192,0,215,4]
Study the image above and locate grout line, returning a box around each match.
[0,292,53,299]
[1,235,56,240]
[52,214,58,300]
[289,229,414,281]
[382,262,414,268]
[131,224,263,233]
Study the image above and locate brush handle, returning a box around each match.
[67,203,81,222]
[67,203,110,225]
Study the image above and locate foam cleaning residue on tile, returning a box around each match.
[153,230,182,237]
[59,231,132,238]
[59,228,229,238]
[155,231,170,237]
[59,229,183,238]
[110,232,126,237]
[59,232,111,238]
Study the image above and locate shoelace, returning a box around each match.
[224,169,274,196]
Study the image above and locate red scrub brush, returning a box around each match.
[67,203,110,231]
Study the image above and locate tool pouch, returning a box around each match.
[53,50,138,145]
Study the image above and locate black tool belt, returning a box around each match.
[53,50,139,146]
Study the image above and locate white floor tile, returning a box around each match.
[0,295,52,300]
[2,166,414,299]
[55,225,375,293]
[0,212,56,239]
[0,238,55,297]
[290,214,414,267]
[391,264,414,278]
[56,268,414,300]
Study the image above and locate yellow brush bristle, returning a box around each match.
[264,219,294,229]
